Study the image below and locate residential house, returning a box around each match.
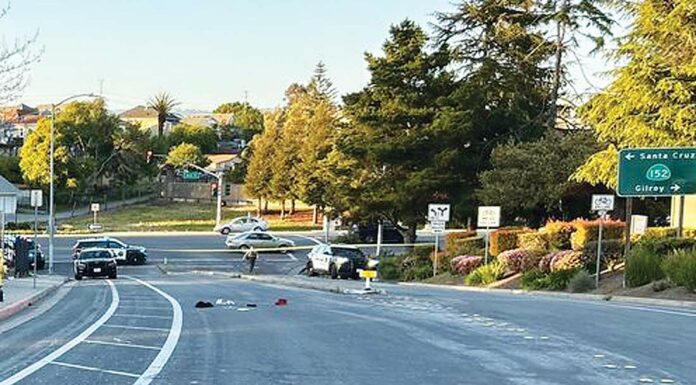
[0,174,19,218]
[0,104,45,155]
[205,153,242,173]
[120,105,181,136]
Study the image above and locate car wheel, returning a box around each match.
[306,262,316,277]
[279,244,289,254]
[329,264,338,279]
[74,274,83,281]
[221,227,231,235]
[109,273,117,279]
[239,245,249,251]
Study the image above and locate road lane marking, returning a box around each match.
[84,339,162,351]
[118,305,172,311]
[49,361,140,378]
[102,324,170,332]
[113,313,172,320]
[126,276,183,385]
[604,303,696,318]
[0,280,119,385]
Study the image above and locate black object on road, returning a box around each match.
[195,301,214,308]
[246,303,257,308]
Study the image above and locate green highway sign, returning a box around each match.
[618,147,696,197]
[182,170,202,181]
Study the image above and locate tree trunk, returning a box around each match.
[549,3,566,130]
[280,199,286,220]
[263,199,269,213]
[313,205,318,224]
[257,198,262,216]
[289,199,295,216]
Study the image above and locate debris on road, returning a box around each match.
[246,303,257,308]
[215,298,235,307]
[236,308,251,312]
[275,298,288,306]
[195,301,214,308]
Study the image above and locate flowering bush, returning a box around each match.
[489,228,533,256]
[498,248,542,273]
[550,250,587,272]
[517,232,548,252]
[445,231,477,254]
[538,252,556,273]
[450,255,484,275]
[542,221,576,250]
[570,219,625,250]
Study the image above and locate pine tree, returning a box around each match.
[245,110,282,213]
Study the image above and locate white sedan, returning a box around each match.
[215,217,269,235]
[225,232,295,252]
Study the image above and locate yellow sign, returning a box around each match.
[359,270,377,279]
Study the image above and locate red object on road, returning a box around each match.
[275,298,288,306]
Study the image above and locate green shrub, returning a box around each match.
[633,238,696,257]
[570,219,625,251]
[662,249,696,291]
[403,263,433,281]
[684,229,696,239]
[521,268,580,291]
[400,249,433,281]
[517,232,548,252]
[625,246,665,287]
[6,222,32,231]
[465,261,505,286]
[445,231,477,253]
[333,233,362,244]
[640,227,678,241]
[542,221,575,250]
[489,228,532,256]
[582,239,625,271]
[378,256,402,281]
[449,236,485,257]
[567,270,595,293]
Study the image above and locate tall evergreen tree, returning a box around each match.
[573,0,696,188]
[245,110,283,213]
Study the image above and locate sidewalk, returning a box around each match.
[13,195,153,224]
[0,275,68,321]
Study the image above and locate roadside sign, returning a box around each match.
[477,206,500,228]
[91,203,100,212]
[30,190,42,208]
[430,220,446,234]
[630,215,649,235]
[591,195,615,212]
[427,204,450,222]
[359,270,377,279]
[618,147,696,196]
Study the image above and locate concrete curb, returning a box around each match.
[399,282,696,309]
[0,278,69,321]
[191,270,387,295]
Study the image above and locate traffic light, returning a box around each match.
[146,150,153,163]
[211,182,218,197]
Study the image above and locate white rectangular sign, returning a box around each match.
[591,195,615,211]
[91,203,100,212]
[30,190,42,208]
[631,215,648,235]
[430,220,446,234]
[428,204,450,222]
[477,206,501,228]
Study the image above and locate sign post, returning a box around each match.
[591,195,615,289]
[477,206,501,264]
[30,190,42,289]
[359,269,377,291]
[428,204,450,276]
[91,203,100,228]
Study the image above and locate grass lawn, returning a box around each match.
[57,200,322,233]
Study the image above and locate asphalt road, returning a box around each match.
[1,265,695,384]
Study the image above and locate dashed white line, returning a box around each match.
[49,361,140,378]
[102,324,170,332]
[84,339,162,351]
[0,280,120,385]
[113,313,173,320]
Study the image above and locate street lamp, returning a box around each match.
[48,93,98,274]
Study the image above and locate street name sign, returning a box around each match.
[427,204,450,222]
[477,206,500,228]
[618,147,696,196]
[591,195,614,212]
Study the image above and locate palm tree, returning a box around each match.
[148,92,179,137]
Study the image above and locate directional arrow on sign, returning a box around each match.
[625,153,635,161]
[670,184,681,192]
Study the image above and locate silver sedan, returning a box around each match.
[225,232,295,252]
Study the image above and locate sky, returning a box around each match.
[0,0,618,112]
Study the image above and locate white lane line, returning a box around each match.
[0,280,119,385]
[285,252,298,261]
[118,305,171,311]
[49,361,140,378]
[113,313,172,320]
[102,324,170,332]
[605,303,696,318]
[84,339,162,351]
[126,276,183,385]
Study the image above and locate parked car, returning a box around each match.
[350,223,405,244]
[73,248,117,280]
[72,237,148,265]
[306,244,375,279]
[215,216,269,234]
[225,231,294,252]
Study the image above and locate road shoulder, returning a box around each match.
[0,276,69,322]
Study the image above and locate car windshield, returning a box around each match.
[331,248,365,259]
[79,251,112,260]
